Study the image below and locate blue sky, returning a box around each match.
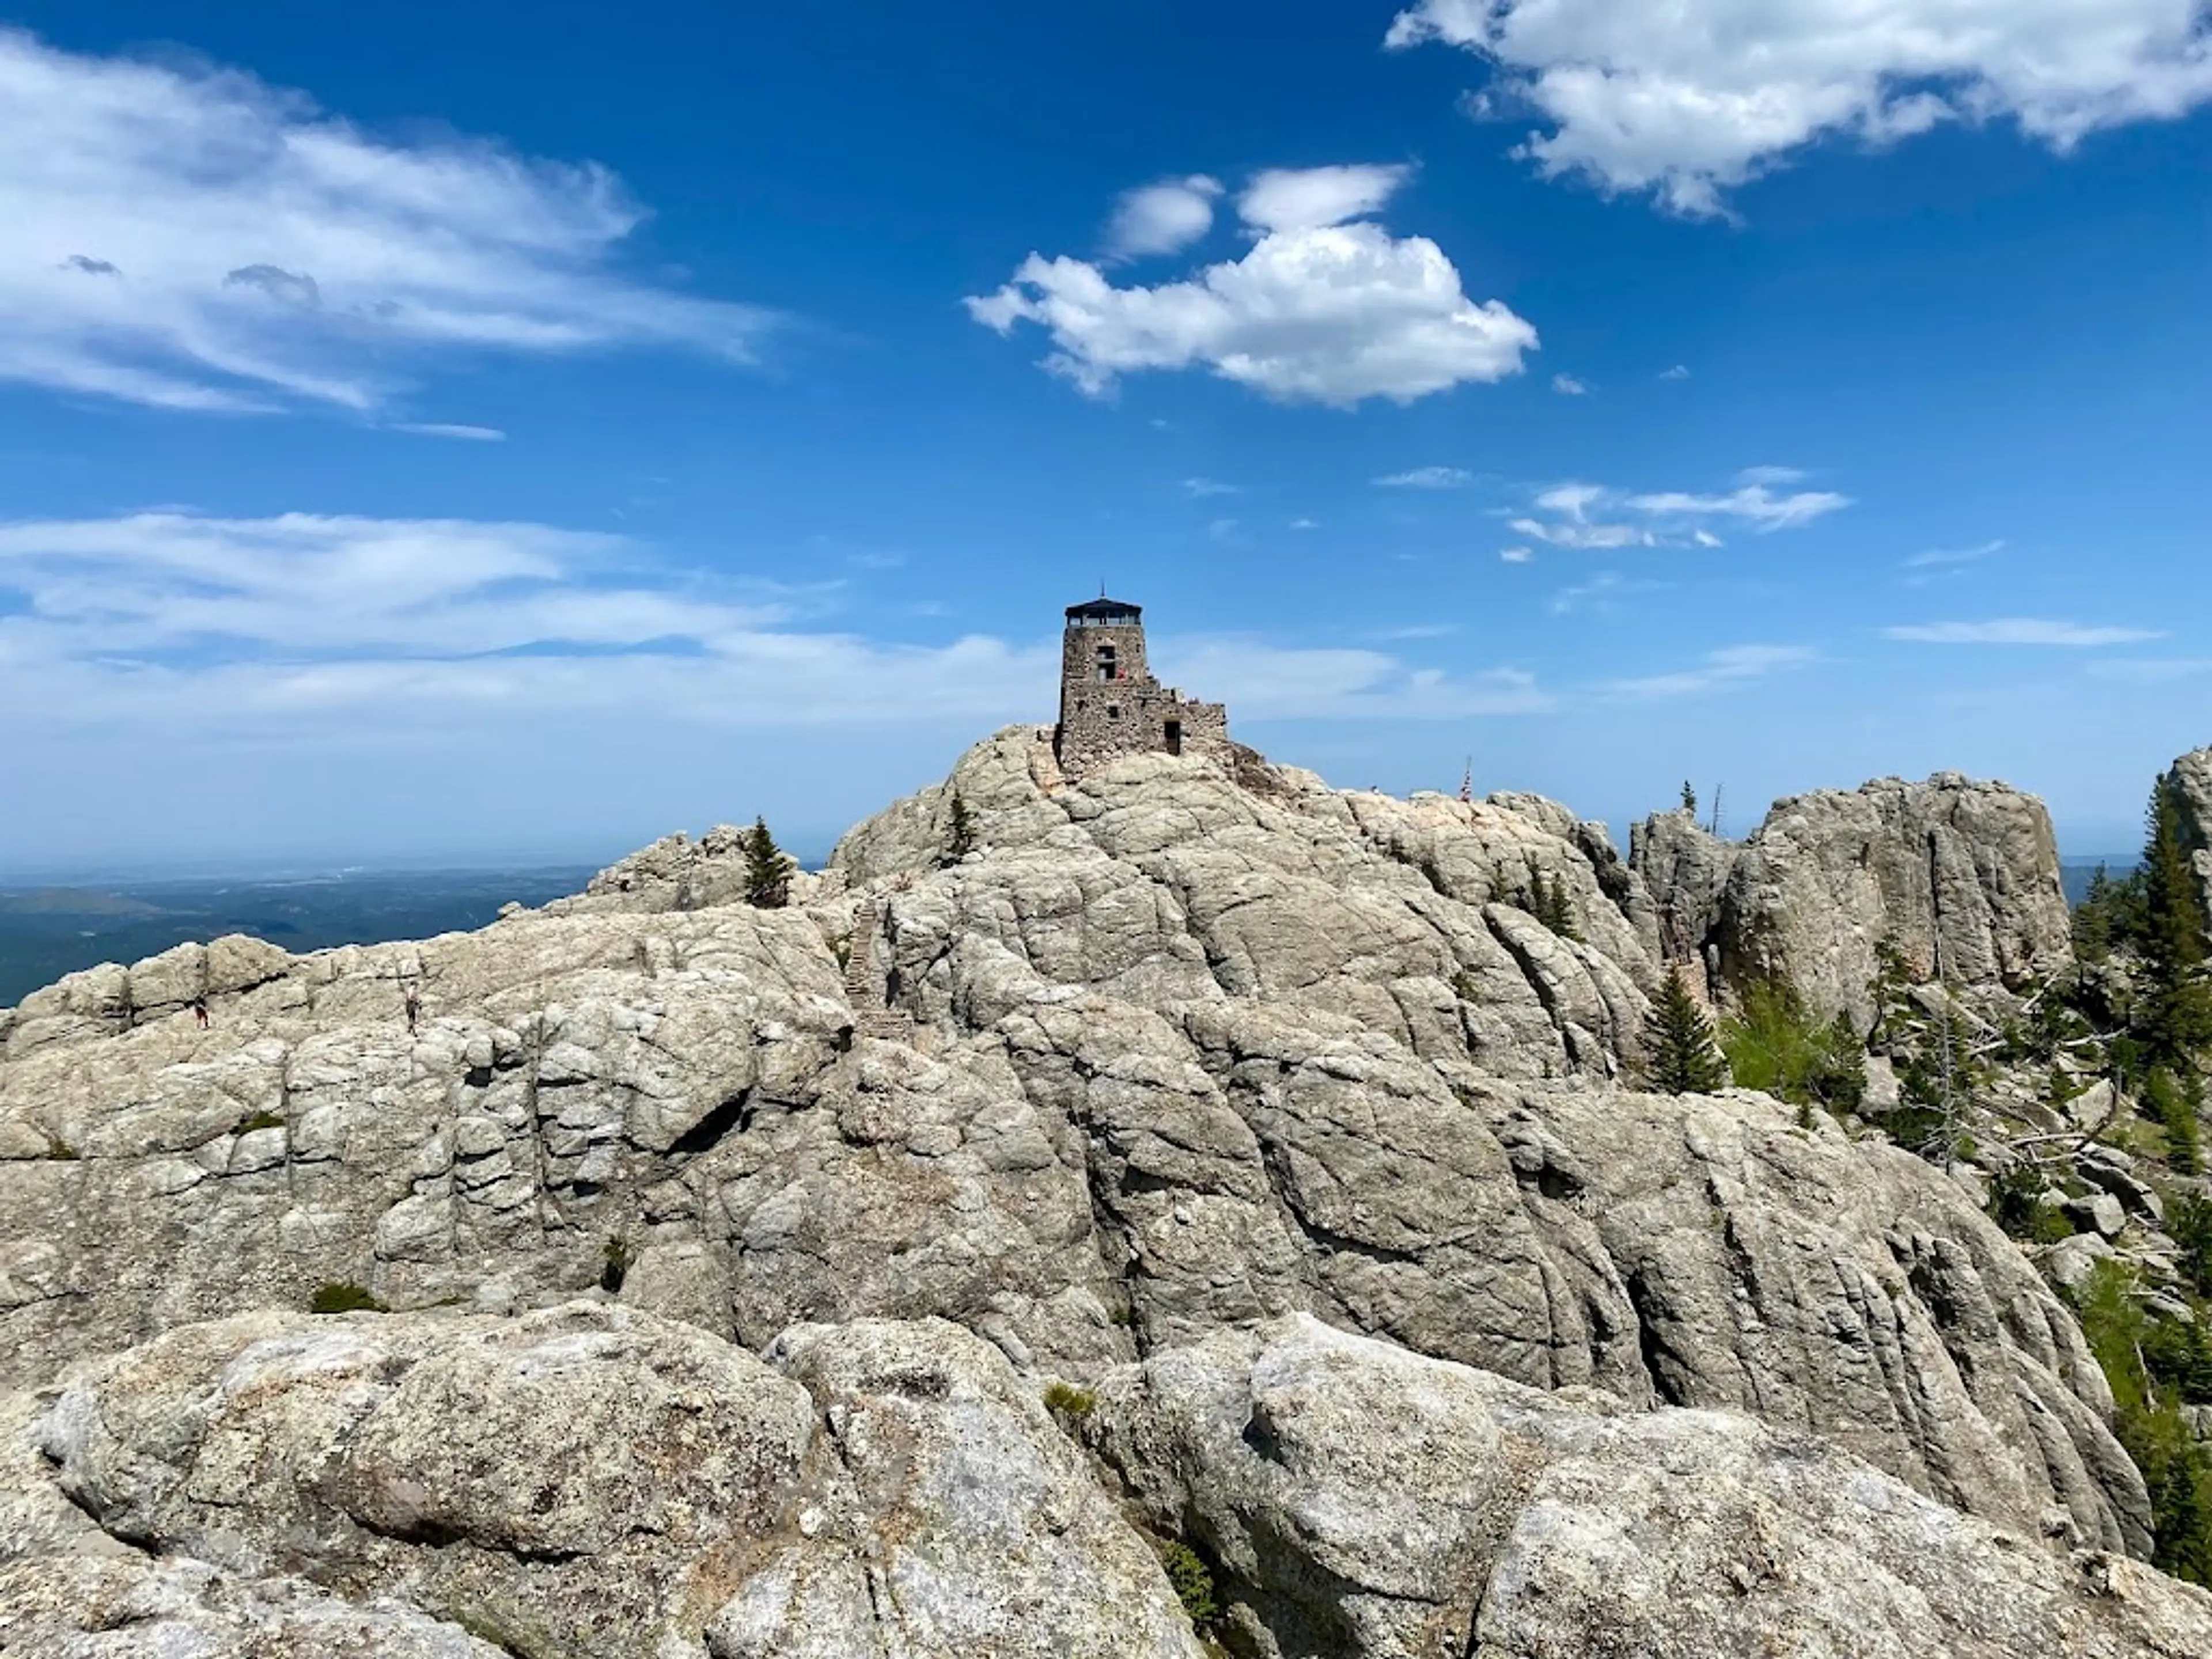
[2,2,2209,874]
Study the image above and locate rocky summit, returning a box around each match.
[3,728,2210,1658]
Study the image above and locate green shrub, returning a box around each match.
[43,1135,79,1161]
[600,1234,636,1294]
[1986,1164,2075,1245]
[2143,1309,2212,1404]
[2070,1261,2212,1585]
[2144,1067,2205,1176]
[310,1281,387,1315]
[1042,1380,1096,1419]
[2170,1194,2212,1300]
[1157,1539,1218,1630]
[236,1109,286,1134]
[1721,980,1866,1116]
[1873,1104,1951,1158]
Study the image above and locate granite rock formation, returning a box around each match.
[2,729,2207,1656]
[1633,772,2075,1029]
[2165,745,2212,927]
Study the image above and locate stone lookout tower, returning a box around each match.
[1054,595,1229,777]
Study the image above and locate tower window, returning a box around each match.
[1165,719,1183,755]
[1107,704,1120,719]
[1096,644,1118,682]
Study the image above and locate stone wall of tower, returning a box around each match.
[1054,610,1231,778]
[1059,619,1149,722]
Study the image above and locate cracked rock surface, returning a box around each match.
[1086,1315,2212,1659]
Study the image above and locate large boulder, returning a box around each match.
[1086,1315,2212,1659]
[0,1555,512,1658]
[20,1304,1205,1659]
[1634,772,2074,1029]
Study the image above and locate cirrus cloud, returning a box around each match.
[1605,643,1817,699]
[0,28,775,415]
[964,164,1537,406]
[0,512,1555,738]
[1508,467,1850,548]
[1385,0,2212,215]
[1883,618,2166,646]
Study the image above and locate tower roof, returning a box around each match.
[1065,596,1142,621]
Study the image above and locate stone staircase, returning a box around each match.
[846,888,916,1043]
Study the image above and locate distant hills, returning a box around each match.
[0,868,596,1008]
[2061,856,2139,907]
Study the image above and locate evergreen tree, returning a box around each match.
[1680,781,1698,814]
[2074,865,2121,960]
[742,816,794,910]
[1542,872,1579,940]
[1644,969,1727,1094]
[2139,775,2212,1063]
[945,792,976,864]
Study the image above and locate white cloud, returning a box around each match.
[1901,538,2004,569]
[1551,372,1589,395]
[1375,465,1474,488]
[1883,618,2165,646]
[1105,175,1223,258]
[1623,480,1848,529]
[964,164,1537,406]
[1207,517,1244,544]
[1237,164,1411,232]
[1499,545,1534,563]
[1369,623,1458,640]
[1385,1,2212,214]
[0,512,762,660]
[1506,469,1846,548]
[1181,476,1240,497]
[0,28,773,414]
[1289,517,1320,530]
[390,422,506,441]
[0,511,1555,739]
[1660,363,1691,380]
[1509,515,1653,550]
[1607,643,1816,699]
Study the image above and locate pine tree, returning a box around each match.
[1544,872,1579,940]
[945,792,976,864]
[2139,775,2212,1062]
[1680,781,1697,814]
[2074,865,2119,960]
[1644,968,1727,1094]
[742,816,794,910]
